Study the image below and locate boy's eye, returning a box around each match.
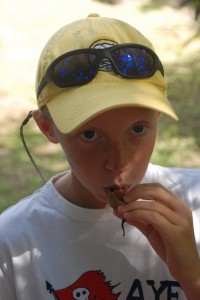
[132,125,146,134]
[81,130,97,140]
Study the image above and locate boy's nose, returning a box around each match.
[104,142,130,174]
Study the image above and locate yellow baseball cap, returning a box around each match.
[36,13,178,133]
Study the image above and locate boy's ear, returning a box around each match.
[31,110,59,144]
[157,112,161,120]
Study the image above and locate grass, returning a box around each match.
[0,122,67,212]
[151,49,200,164]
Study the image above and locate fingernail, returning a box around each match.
[118,205,125,213]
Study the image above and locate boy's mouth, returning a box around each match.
[106,185,131,193]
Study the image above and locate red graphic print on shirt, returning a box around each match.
[46,270,121,299]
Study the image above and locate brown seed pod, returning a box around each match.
[107,189,126,236]
[107,189,125,209]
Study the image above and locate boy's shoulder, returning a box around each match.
[0,178,57,242]
[0,188,41,240]
[146,163,200,183]
[0,173,66,224]
[146,163,200,203]
[147,162,200,178]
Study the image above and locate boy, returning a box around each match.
[0,14,200,300]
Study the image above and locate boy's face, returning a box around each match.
[46,106,159,208]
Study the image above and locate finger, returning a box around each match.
[125,183,189,216]
[119,200,179,225]
[124,206,194,248]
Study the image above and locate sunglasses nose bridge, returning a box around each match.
[96,47,116,72]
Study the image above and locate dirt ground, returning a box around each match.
[0,0,199,133]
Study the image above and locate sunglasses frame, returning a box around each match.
[37,43,164,98]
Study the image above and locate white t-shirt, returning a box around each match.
[0,164,200,300]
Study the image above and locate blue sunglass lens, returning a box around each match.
[53,53,98,86]
[111,48,154,77]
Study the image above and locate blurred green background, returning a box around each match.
[0,0,200,213]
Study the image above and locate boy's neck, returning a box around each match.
[53,171,107,209]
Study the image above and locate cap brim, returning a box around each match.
[47,78,178,134]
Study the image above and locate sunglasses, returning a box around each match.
[37,43,164,98]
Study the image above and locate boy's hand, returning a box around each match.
[114,183,200,298]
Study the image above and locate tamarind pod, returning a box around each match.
[107,189,127,236]
[108,191,123,209]
[113,189,125,202]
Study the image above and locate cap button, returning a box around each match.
[87,13,100,17]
